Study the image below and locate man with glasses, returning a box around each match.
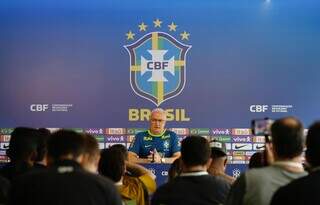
[128,108,181,163]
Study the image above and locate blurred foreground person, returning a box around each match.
[208,140,235,185]
[225,117,307,205]
[99,147,156,205]
[0,127,39,182]
[152,136,230,205]
[271,121,320,205]
[81,133,100,173]
[9,129,122,205]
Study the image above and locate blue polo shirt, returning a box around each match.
[129,130,180,158]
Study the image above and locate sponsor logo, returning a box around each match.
[253,144,265,150]
[94,135,105,143]
[232,160,246,164]
[98,143,105,149]
[232,143,253,150]
[143,136,153,141]
[232,136,252,143]
[105,142,126,148]
[211,129,231,135]
[212,136,232,142]
[253,136,265,143]
[105,136,127,143]
[127,135,136,143]
[0,150,6,155]
[161,171,168,176]
[126,128,146,135]
[225,143,232,150]
[232,151,246,156]
[124,19,191,106]
[232,169,241,178]
[68,128,83,133]
[245,151,256,156]
[0,143,9,150]
[0,156,9,163]
[148,168,156,175]
[0,128,14,135]
[106,128,126,135]
[232,129,251,136]
[85,128,104,135]
[169,128,189,135]
[227,156,233,161]
[190,128,210,135]
[232,156,246,161]
[0,135,11,142]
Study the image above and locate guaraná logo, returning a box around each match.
[124,19,192,106]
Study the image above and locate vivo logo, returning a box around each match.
[211,129,231,135]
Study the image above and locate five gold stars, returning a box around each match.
[153,19,162,28]
[180,31,190,40]
[126,30,135,40]
[125,19,190,41]
[138,22,148,32]
[168,22,178,31]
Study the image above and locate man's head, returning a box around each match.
[181,136,211,169]
[81,134,100,173]
[47,130,86,164]
[150,108,167,135]
[271,117,304,160]
[7,127,39,164]
[98,148,125,183]
[209,140,228,171]
[110,144,128,160]
[35,128,51,163]
[305,121,320,167]
[7,127,38,165]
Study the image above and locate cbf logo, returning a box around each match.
[124,19,192,106]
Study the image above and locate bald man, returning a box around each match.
[128,108,181,163]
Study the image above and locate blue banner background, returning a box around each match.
[0,0,319,128]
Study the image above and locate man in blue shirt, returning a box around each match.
[128,108,181,163]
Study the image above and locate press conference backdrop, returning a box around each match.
[0,0,319,181]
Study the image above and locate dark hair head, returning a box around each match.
[110,144,128,160]
[181,136,211,167]
[168,158,182,181]
[35,128,51,162]
[248,152,265,169]
[98,148,125,182]
[306,121,320,167]
[7,127,39,162]
[271,117,304,159]
[210,150,227,160]
[83,134,100,160]
[47,130,86,161]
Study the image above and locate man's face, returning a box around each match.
[150,111,166,135]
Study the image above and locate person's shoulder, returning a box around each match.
[280,171,318,192]
[81,170,115,186]
[202,175,231,188]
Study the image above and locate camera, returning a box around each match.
[251,118,273,142]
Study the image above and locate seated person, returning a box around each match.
[128,108,181,163]
[99,147,156,205]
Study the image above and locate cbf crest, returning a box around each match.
[124,19,191,106]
